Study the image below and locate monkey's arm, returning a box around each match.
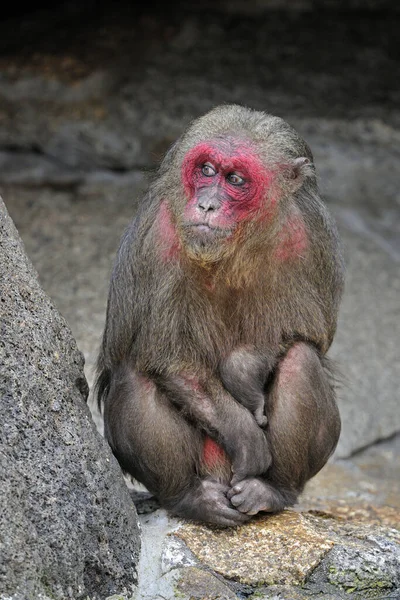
[99,219,143,362]
[156,373,272,482]
[220,346,276,428]
[96,218,146,411]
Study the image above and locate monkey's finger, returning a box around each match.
[228,482,269,513]
[209,509,251,527]
[226,482,246,500]
[214,497,251,525]
[228,478,284,514]
[229,490,261,514]
[230,472,248,487]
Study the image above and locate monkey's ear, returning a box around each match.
[284,157,314,190]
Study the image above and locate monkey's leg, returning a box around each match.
[104,365,250,526]
[227,342,341,515]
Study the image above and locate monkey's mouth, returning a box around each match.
[186,223,233,239]
[194,224,213,233]
[180,223,234,253]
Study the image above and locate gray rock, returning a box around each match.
[330,209,400,458]
[307,537,400,598]
[173,566,237,600]
[171,510,400,599]
[0,151,85,187]
[0,197,140,599]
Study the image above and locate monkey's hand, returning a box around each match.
[225,415,272,486]
[227,478,290,515]
[157,372,272,482]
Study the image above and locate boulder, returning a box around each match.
[0,196,140,600]
[165,507,400,599]
[0,9,397,170]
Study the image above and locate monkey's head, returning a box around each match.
[157,105,316,262]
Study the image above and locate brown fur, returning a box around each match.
[96,105,344,526]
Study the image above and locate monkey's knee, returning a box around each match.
[276,342,336,408]
[309,392,341,477]
[277,342,321,386]
[103,366,203,498]
[268,342,340,487]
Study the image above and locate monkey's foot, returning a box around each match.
[227,477,293,515]
[172,479,251,527]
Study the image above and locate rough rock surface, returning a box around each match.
[0,197,140,600]
[165,508,400,599]
[128,433,400,600]
[133,499,400,600]
[0,9,398,168]
[176,511,334,587]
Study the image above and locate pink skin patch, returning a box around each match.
[202,436,228,468]
[174,374,218,421]
[136,373,156,394]
[277,343,308,387]
[181,139,275,230]
[175,373,202,393]
[157,200,181,262]
[172,374,228,468]
[274,215,308,261]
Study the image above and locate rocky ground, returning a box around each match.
[1,2,399,598]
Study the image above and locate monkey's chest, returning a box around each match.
[143,288,278,372]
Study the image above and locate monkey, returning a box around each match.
[96,104,344,527]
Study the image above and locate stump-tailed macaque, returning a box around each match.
[96,105,344,526]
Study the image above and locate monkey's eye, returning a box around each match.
[201,163,217,177]
[226,173,245,186]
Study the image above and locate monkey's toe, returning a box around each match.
[227,477,285,515]
[173,479,251,527]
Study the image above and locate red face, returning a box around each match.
[180,138,273,249]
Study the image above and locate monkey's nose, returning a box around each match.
[197,196,220,212]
